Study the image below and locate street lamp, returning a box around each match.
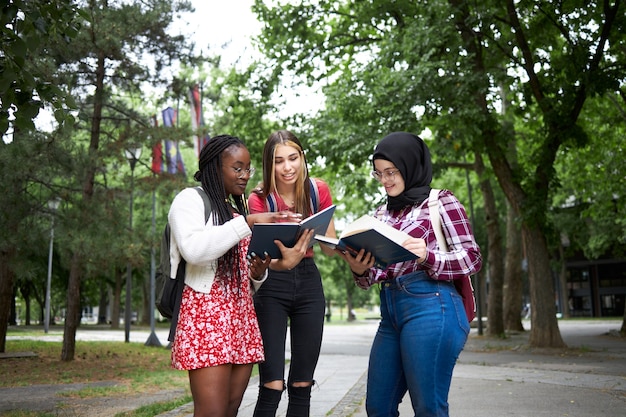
[124,146,142,343]
[44,198,61,333]
[145,185,162,347]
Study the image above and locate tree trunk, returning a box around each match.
[522,226,566,348]
[558,245,570,319]
[110,268,123,329]
[503,203,524,331]
[476,154,505,336]
[0,247,17,352]
[62,50,105,361]
[9,286,17,325]
[62,254,83,361]
[21,284,32,326]
[345,281,356,322]
[98,281,108,325]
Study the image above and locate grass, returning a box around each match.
[1,338,187,390]
[2,325,266,416]
[1,334,190,416]
[115,395,193,417]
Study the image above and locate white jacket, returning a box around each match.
[167,187,266,294]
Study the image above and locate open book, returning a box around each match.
[314,215,418,269]
[248,205,336,259]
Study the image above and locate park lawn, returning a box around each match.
[1,338,188,393]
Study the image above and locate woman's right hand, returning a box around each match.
[247,211,302,228]
[337,248,375,276]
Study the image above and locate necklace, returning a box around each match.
[278,192,295,207]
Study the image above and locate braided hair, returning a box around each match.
[193,134,249,282]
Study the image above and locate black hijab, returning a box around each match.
[372,132,432,211]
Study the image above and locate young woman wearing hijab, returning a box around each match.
[168,135,313,417]
[337,132,482,417]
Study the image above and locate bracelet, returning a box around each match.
[352,269,367,277]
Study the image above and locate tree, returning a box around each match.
[0,0,198,359]
[0,0,81,353]
[250,0,626,347]
[57,0,199,361]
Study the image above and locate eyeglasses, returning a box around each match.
[232,167,256,179]
[371,169,400,182]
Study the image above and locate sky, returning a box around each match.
[178,0,262,67]
[176,0,324,118]
[24,1,320,138]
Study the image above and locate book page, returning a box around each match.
[299,205,336,235]
[342,215,410,245]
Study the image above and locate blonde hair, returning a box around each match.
[260,130,313,217]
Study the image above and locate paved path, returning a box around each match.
[157,319,626,417]
[4,319,626,416]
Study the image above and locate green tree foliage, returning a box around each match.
[250,0,626,346]
[53,0,198,361]
[0,0,199,359]
[552,93,626,259]
[0,0,81,135]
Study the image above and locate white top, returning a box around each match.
[168,187,265,294]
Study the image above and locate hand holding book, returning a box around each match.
[314,214,418,269]
[248,205,336,259]
[246,210,303,229]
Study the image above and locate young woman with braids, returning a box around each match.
[248,130,337,417]
[167,135,314,417]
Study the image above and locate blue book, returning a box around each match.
[248,205,336,259]
[314,215,417,269]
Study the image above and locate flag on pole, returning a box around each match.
[161,107,186,175]
[150,115,164,174]
[189,84,210,158]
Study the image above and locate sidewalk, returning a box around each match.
[159,319,626,417]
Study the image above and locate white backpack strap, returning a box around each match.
[428,188,448,251]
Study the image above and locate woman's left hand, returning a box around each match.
[403,237,427,261]
[249,252,272,279]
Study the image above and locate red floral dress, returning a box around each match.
[171,232,264,370]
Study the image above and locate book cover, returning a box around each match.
[315,214,417,269]
[248,205,336,259]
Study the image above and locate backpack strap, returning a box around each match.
[428,188,448,251]
[194,186,211,222]
[309,178,320,213]
[266,193,278,212]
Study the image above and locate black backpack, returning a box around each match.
[156,187,211,341]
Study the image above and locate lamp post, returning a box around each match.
[124,146,142,343]
[145,185,162,347]
[44,198,61,333]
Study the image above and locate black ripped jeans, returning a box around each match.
[253,258,325,416]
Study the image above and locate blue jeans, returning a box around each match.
[366,271,470,417]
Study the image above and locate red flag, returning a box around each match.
[151,115,164,174]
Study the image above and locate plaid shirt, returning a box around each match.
[355,189,482,288]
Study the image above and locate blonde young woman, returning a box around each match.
[248,130,336,416]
